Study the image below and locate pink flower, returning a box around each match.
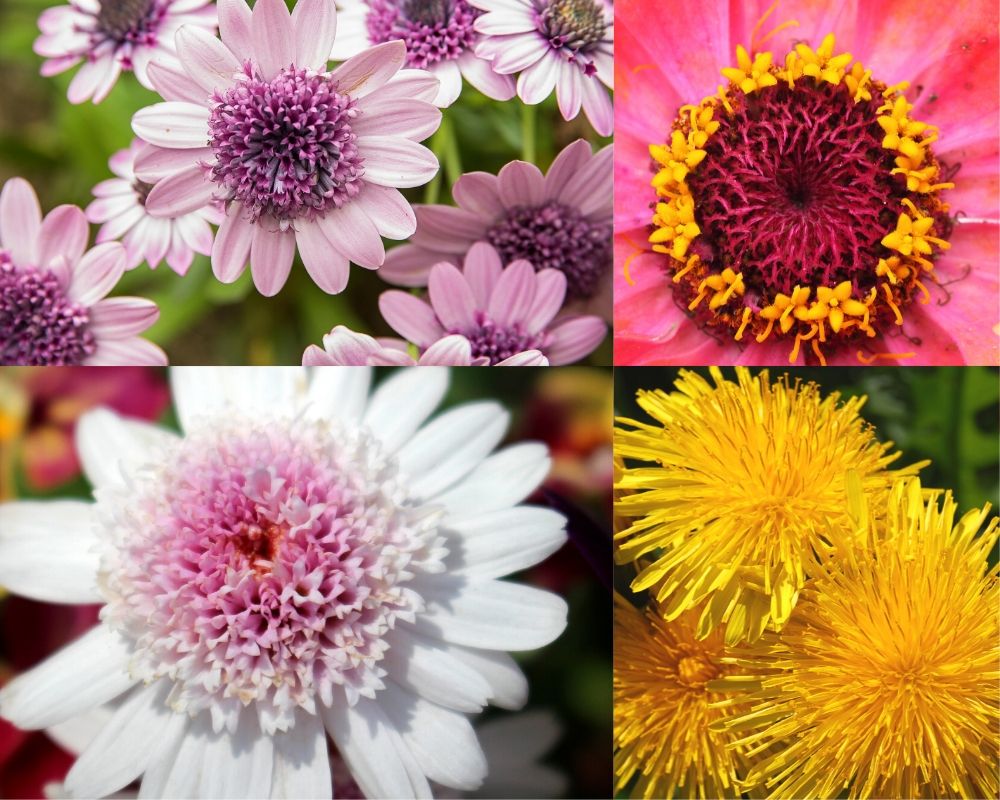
[131,0,442,296]
[381,139,612,320]
[33,0,216,104]
[379,242,607,364]
[0,178,166,366]
[615,0,999,366]
[87,139,224,275]
[471,0,613,135]
[330,0,515,107]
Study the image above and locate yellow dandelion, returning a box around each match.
[614,594,752,799]
[711,477,1000,799]
[614,367,924,643]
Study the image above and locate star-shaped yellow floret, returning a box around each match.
[792,33,853,84]
[797,282,871,333]
[721,45,777,95]
[649,195,701,259]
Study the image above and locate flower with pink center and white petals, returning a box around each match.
[131,0,443,297]
[33,0,216,104]
[0,367,569,798]
[303,324,549,365]
[380,242,607,365]
[330,0,515,107]
[87,139,224,275]
[471,0,613,134]
[0,178,166,366]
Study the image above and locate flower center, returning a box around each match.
[539,0,606,51]
[208,67,364,224]
[0,256,96,366]
[366,0,479,69]
[487,201,610,300]
[132,179,154,206]
[676,653,718,689]
[95,0,158,42]
[450,311,545,364]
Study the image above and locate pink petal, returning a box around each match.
[68,242,126,305]
[147,59,209,105]
[522,268,567,333]
[379,290,445,347]
[67,57,113,104]
[476,6,536,34]
[91,177,131,198]
[143,218,173,267]
[296,223,351,294]
[496,160,544,207]
[462,241,504,307]
[410,205,488,253]
[580,74,613,136]
[84,336,168,366]
[543,139,593,201]
[175,25,241,96]
[319,201,385,268]
[563,144,612,218]
[353,98,441,141]
[302,344,338,366]
[478,31,545,74]
[456,51,515,101]
[252,0,295,78]
[134,145,212,183]
[487,260,536,326]
[218,0,254,62]
[430,59,463,107]
[452,172,505,219]
[88,297,160,338]
[379,243,444,287]
[317,326,387,364]
[38,204,89,270]
[132,102,211,149]
[331,41,406,99]
[175,214,215,255]
[145,167,217,217]
[418,335,474,365]
[354,184,417,240]
[292,0,338,71]
[377,69,441,103]
[544,316,607,364]
[555,65,582,122]
[0,178,42,266]
[249,225,296,296]
[165,231,196,275]
[212,205,254,282]
[358,136,439,188]
[428,262,478,330]
[497,350,548,366]
[95,206,145,242]
[516,50,559,105]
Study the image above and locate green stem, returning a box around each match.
[521,103,537,163]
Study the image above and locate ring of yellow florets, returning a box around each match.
[646,34,955,366]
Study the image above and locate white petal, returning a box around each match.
[169,368,304,432]
[76,408,178,492]
[450,648,528,710]
[443,506,566,579]
[473,711,567,799]
[196,712,275,799]
[135,712,190,799]
[46,704,116,757]
[270,710,331,799]
[434,443,551,515]
[303,367,372,424]
[362,368,449,453]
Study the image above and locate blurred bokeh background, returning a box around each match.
[0,366,613,798]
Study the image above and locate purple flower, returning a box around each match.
[34,0,216,104]
[331,0,515,106]
[0,178,166,366]
[471,0,612,134]
[130,0,443,296]
[380,242,606,364]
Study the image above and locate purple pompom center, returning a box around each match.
[366,0,479,69]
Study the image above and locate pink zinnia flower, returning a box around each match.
[471,0,613,135]
[87,139,224,275]
[0,178,166,366]
[330,0,515,106]
[131,0,442,296]
[615,0,999,366]
[382,139,613,319]
[380,242,607,364]
[33,0,216,104]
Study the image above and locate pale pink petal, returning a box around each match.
[487,260,536,326]
[147,60,210,104]
[544,316,607,364]
[331,41,406,98]
[353,98,441,141]
[379,291,446,347]
[358,136,439,188]
[296,223,351,293]
[379,243,444,287]
[86,194,136,224]
[0,178,42,266]
[68,242,126,305]
[145,167,217,217]
[250,225,296,296]
[452,172,505,219]
[560,144,612,217]
[418,335,475,365]
[478,32,545,74]
[516,50,559,104]
[175,26,241,95]
[292,0,338,71]
[428,262,478,330]
[91,177,132,198]
[354,184,417,240]
[252,0,295,78]
[496,160,544,207]
[410,206,488,253]
[543,139,592,201]
[95,206,145,243]
[218,0,254,62]
[165,229,196,275]
[456,51,515,101]
[522,269,567,333]
[377,69,441,103]
[580,75,613,135]
[143,218,173,267]
[315,326,386,365]
[497,350,548,366]
[555,65,583,123]
[175,214,215,255]
[84,336,168,366]
[90,58,122,105]
[476,6,536,34]
[431,59,463,107]
[40,55,82,78]
[38,204,89,270]
[212,205,254,282]
[302,344,338,365]
[132,102,211,149]
[133,145,212,183]
[462,241,504,307]
[88,297,160,338]
[67,57,113,104]
[318,201,385,268]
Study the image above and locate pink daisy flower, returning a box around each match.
[330,0,515,107]
[87,139,224,275]
[471,0,613,135]
[615,0,999,366]
[130,0,443,296]
[381,139,613,319]
[380,241,607,364]
[0,178,166,366]
[303,324,549,365]
[33,0,216,104]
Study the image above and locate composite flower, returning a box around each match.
[0,367,568,798]
[131,0,442,296]
[615,0,999,366]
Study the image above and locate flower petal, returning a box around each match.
[175,25,241,96]
[218,0,254,62]
[363,367,449,452]
[428,261,478,330]
[354,183,417,240]
[89,297,160,339]
[544,315,608,364]
[304,366,372,424]
[38,203,88,270]
[212,204,254,283]
[434,442,550,514]
[250,225,296,296]
[358,136,439,188]
[487,260,536,326]
[67,241,125,305]
[379,290,445,347]
[331,40,406,98]
[0,177,41,266]
[296,223,351,294]
[291,0,338,71]
[170,367,302,431]
[132,102,211,149]
[144,167,217,218]
[443,506,567,579]
[252,0,295,78]
[270,710,331,799]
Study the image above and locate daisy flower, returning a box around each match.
[615,0,999,366]
[33,0,216,104]
[303,324,550,365]
[131,0,443,297]
[0,178,166,366]
[711,478,999,799]
[614,367,924,643]
[471,0,613,135]
[0,367,569,798]
[381,139,613,319]
[87,139,224,275]
[380,242,607,365]
[330,0,515,107]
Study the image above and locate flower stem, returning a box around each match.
[521,103,536,163]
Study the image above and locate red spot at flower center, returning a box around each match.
[232,522,285,574]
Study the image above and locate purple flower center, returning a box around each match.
[94,0,163,45]
[132,179,155,206]
[487,201,611,300]
[208,67,364,224]
[366,0,479,69]
[451,311,545,365]
[0,255,96,366]
[539,0,606,51]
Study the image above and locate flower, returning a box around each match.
[0,367,569,798]
[470,0,613,134]
[130,0,443,297]
[711,478,1000,799]
[0,178,166,366]
[380,242,607,365]
[381,139,613,319]
[330,0,515,106]
[615,0,999,366]
[303,324,550,365]
[87,140,224,275]
[33,0,216,104]
[614,367,924,643]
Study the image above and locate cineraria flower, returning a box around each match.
[87,139,224,275]
[471,0,613,135]
[131,0,443,296]
[381,242,607,365]
[0,178,166,366]
[330,0,515,106]
[381,139,613,319]
[303,324,550,365]
[33,0,216,104]
[0,367,569,798]
[614,368,923,643]
[615,0,999,366]
[712,478,1000,799]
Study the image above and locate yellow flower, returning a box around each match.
[614,368,924,643]
[711,478,1000,799]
